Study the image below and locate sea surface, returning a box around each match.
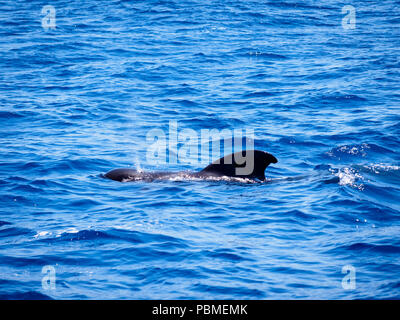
[0,0,399,299]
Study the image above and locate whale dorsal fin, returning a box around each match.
[200,150,277,180]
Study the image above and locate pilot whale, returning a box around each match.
[104,150,277,182]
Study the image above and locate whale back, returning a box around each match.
[104,168,138,182]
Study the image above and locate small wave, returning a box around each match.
[54,229,115,242]
[330,144,371,157]
[0,221,11,227]
[0,111,23,119]
[191,283,265,298]
[331,167,364,190]
[205,249,251,262]
[342,243,400,254]
[37,228,188,248]
[325,143,394,160]
[326,163,400,202]
[242,91,277,98]
[33,230,53,239]
[0,291,52,300]
[279,137,327,148]
[0,227,32,238]
[245,51,287,59]
[365,164,400,174]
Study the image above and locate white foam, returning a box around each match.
[33,231,52,239]
[367,163,400,174]
[334,167,364,190]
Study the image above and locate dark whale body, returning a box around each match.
[104,150,277,182]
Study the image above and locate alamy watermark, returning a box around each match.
[341,5,356,30]
[42,265,56,290]
[341,265,356,290]
[41,5,56,31]
[146,120,255,172]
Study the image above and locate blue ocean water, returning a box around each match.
[0,0,399,299]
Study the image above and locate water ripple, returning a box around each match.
[0,0,399,299]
